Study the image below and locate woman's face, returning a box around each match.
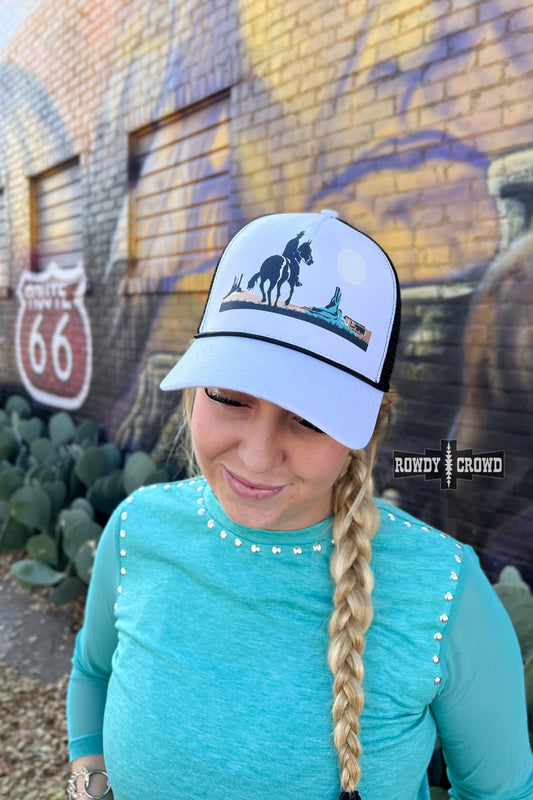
[190,388,350,531]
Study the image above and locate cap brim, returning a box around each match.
[160,335,383,450]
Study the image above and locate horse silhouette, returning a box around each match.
[247,236,313,306]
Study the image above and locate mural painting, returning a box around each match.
[446,151,533,584]
[0,0,532,585]
[15,261,92,409]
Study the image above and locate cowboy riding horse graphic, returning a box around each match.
[247,231,313,306]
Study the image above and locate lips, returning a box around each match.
[222,466,286,501]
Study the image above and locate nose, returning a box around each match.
[237,409,286,475]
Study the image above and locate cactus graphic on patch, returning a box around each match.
[220,232,371,351]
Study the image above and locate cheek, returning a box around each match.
[190,394,234,466]
[300,444,350,486]
[191,424,216,469]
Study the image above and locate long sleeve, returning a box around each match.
[432,550,533,799]
[67,504,122,760]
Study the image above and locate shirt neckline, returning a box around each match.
[200,481,334,546]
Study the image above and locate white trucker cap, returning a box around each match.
[161,210,400,449]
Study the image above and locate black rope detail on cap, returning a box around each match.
[194,330,390,392]
[339,792,361,800]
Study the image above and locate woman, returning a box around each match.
[67,211,533,800]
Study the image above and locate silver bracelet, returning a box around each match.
[68,767,111,800]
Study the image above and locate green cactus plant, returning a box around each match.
[0,426,19,461]
[9,485,52,532]
[0,392,181,602]
[30,436,60,465]
[0,516,31,552]
[49,575,88,605]
[60,508,102,561]
[26,533,58,564]
[5,394,31,417]
[74,446,108,488]
[88,471,126,515]
[11,558,64,586]
[70,497,96,518]
[49,410,76,446]
[74,419,99,447]
[18,416,44,444]
[123,451,157,495]
[492,565,533,747]
[0,465,24,500]
[493,566,533,662]
[74,539,98,583]
[42,479,68,518]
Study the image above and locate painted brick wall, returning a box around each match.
[1,0,532,583]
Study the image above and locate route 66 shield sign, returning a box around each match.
[15,262,92,410]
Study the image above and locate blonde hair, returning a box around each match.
[178,387,394,793]
[170,388,198,476]
[328,393,393,793]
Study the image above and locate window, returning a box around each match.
[128,92,231,293]
[30,158,83,271]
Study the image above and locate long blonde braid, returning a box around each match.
[329,394,394,793]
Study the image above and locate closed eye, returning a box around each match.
[204,387,323,432]
[295,417,324,434]
[204,387,244,407]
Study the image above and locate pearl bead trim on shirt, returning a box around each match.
[113,484,166,611]
[114,485,466,695]
[387,509,465,690]
[114,480,330,613]
[188,479,329,558]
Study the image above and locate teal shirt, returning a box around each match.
[67,478,533,799]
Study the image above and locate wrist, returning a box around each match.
[68,767,112,800]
